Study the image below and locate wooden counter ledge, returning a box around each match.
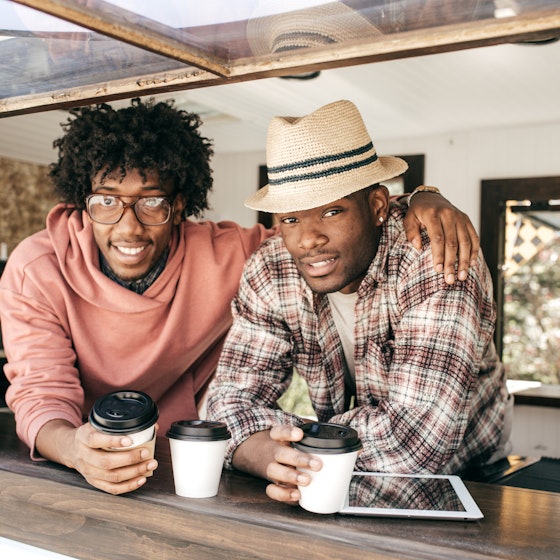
[1,410,558,560]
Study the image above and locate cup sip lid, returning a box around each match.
[166,420,231,441]
[292,422,362,454]
[88,390,159,434]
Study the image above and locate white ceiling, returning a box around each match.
[1,38,559,166]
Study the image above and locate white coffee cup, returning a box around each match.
[166,420,231,498]
[293,422,362,514]
[88,390,159,476]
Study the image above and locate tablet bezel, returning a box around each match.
[339,472,484,521]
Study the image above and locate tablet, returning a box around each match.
[339,472,483,520]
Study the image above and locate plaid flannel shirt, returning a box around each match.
[207,203,510,474]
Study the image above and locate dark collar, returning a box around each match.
[100,247,169,294]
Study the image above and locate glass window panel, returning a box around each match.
[0,1,194,100]
[0,34,191,99]
[503,201,560,385]
[1,0,559,113]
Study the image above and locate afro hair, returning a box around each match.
[49,97,214,219]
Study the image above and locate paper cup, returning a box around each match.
[293,422,362,514]
[88,390,159,459]
[166,420,231,498]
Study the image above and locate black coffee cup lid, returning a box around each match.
[292,422,362,454]
[166,420,231,441]
[89,390,159,434]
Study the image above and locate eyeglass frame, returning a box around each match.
[85,194,175,226]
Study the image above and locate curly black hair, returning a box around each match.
[48,97,214,219]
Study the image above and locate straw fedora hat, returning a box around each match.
[247,1,381,56]
[244,100,408,213]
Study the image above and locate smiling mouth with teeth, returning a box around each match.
[308,258,335,268]
[117,246,145,256]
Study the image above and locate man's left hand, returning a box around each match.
[404,189,479,284]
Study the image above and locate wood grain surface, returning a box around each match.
[1,410,559,560]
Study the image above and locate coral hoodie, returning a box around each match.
[0,204,270,457]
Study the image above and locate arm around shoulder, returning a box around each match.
[400,186,480,284]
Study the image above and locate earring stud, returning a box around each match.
[378,216,384,223]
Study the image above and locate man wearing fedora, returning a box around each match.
[207,100,512,505]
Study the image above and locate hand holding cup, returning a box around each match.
[292,422,362,514]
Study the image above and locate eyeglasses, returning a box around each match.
[85,194,174,226]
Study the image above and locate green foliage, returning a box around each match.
[277,370,316,418]
[503,235,560,385]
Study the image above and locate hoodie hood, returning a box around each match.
[46,204,182,312]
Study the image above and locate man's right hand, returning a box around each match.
[35,419,158,495]
[231,424,322,505]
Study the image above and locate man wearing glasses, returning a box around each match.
[0,98,479,495]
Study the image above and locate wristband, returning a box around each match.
[406,186,441,206]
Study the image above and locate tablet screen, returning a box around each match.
[340,472,483,520]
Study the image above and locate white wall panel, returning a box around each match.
[511,406,560,458]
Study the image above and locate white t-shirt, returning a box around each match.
[327,291,358,399]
